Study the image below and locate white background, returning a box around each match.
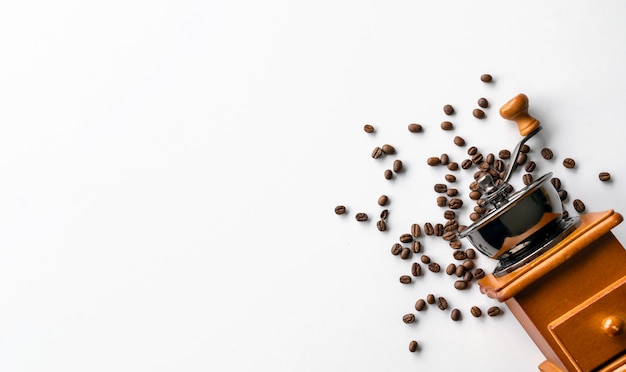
[1,1,626,371]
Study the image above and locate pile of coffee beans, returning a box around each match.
[333,73,613,356]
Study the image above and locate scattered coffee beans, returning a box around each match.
[402,313,416,324]
[498,149,511,159]
[454,280,468,290]
[451,308,461,321]
[412,240,422,253]
[480,74,493,82]
[427,157,441,166]
[400,275,412,284]
[420,255,431,264]
[411,262,422,276]
[525,161,536,172]
[391,243,402,256]
[446,263,456,275]
[445,174,457,183]
[477,97,489,108]
[436,196,447,207]
[551,177,562,190]
[599,172,611,181]
[334,205,346,215]
[523,173,533,186]
[372,147,383,159]
[540,148,554,160]
[400,233,413,243]
[378,195,389,206]
[411,223,422,237]
[382,144,395,155]
[424,223,434,235]
[448,162,459,171]
[415,299,426,311]
[364,124,375,133]
[443,104,454,115]
[376,220,387,231]
[380,209,389,219]
[434,183,448,193]
[470,306,482,317]
[472,108,485,119]
[393,159,403,173]
[428,262,441,273]
[448,198,463,209]
[408,123,423,133]
[563,157,576,169]
[436,297,448,310]
[426,294,436,304]
[473,268,485,280]
[384,169,393,180]
[573,199,586,213]
[453,136,466,146]
[355,213,368,222]
[487,306,502,317]
[441,121,454,130]
[409,340,418,352]
[400,247,411,259]
[558,189,568,201]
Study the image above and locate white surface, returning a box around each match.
[1,1,626,371]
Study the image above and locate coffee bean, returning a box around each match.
[378,195,389,206]
[451,308,461,321]
[355,213,368,221]
[402,313,416,324]
[420,255,431,264]
[411,223,422,238]
[400,275,412,284]
[516,152,527,165]
[384,169,393,180]
[449,240,462,249]
[448,198,463,209]
[473,268,485,279]
[467,146,478,156]
[426,294,436,304]
[392,159,403,173]
[455,265,466,277]
[551,177,562,190]
[461,159,473,169]
[446,263,456,275]
[498,149,511,159]
[428,262,441,273]
[480,74,493,83]
[434,183,448,193]
[558,189,568,201]
[372,146,383,159]
[408,123,423,133]
[454,280,468,290]
[436,196,447,207]
[379,209,389,220]
[487,306,502,316]
[436,297,448,310]
[434,223,444,236]
[469,190,482,200]
[469,212,481,221]
[485,153,495,165]
[424,223,434,235]
[573,199,586,213]
[448,162,459,171]
[334,205,346,215]
[415,299,426,311]
[563,157,576,169]
[478,161,490,171]
[376,220,386,231]
[525,161,536,173]
[443,210,456,220]
[400,247,411,259]
[427,157,441,166]
[523,173,533,186]
[462,260,475,270]
[411,262,422,276]
[466,248,476,259]
[399,233,413,243]
[453,250,467,260]
[441,121,454,130]
[409,340,419,352]
[442,231,456,242]
[472,153,484,164]
[443,104,454,115]
[453,136,466,146]
[440,153,449,165]
[473,108,485,119]
[599,172,611,181]
[411,241,422,254]
[477,97,489,108]
[521,144,530,153]
[470,306,482,317]
[494,159,505,172]
[446,188,458,197]
[445,174,457,183]
[540,148,554,160]
[363,124,375,133]
[391,243,403,256]
[381,144,395,155]
[444,219,459,232]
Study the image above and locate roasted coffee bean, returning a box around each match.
[400,247,411,259]
[449,240,462,249]
[409,340,418,352]
[453,136,466,146]
[379,209,389,220]
[391,243,403,256]
[376,220,387,231]
[469,212,481,221]
[468,181,480,191]
[448,198,463,209]
[451,308,461,321]
[428,262,441,273]
[434,223,444,236]
[521,144,530,153]
[454,280,469,290]
[525,161,536,172]
[485,153,495,165]
[473,268,485,279]
[446,263,457,275]
[393,159,403,173]
[469,190,482,200]
[558,189,568,201]
[444,219,459,232]
[455,265,466,277]
[426,294,436,304]
[467,146,478,156]
[415,299,426,311]
[463,271,474,282]
[436,297,448,310]
[384,169,393,180]
[411,240,422,254]
[480,74,493,82]
[472,108,485,119]
[472,153,484,164]
[400,233,413,243]
[453,251,467,260]
[465,248,476,259]
[363,124,375,133]
[440,153,449,165]
[408,123,423,133]
[563,157,576,169]
[355,213,368,221]
[411,262,422,276]
[410,223,422,238]
[448,162,459,171]
[427,157,441,166]
[443,104,454,115]
[516,152,527,165]
[458,225,468,234]
[523,173,533,186]
[377,195,389,206]
[599,172,611,181]
[478,161,490,171]
[573,199,586,213]
[540,148,554,160]
[477,97,489,108]
[498,149,511,159]
[442,231,456,241]
[473,205,486,214]
[461,159,473,169]
[420,255,431,264]
[443,210,456,220]
[470,306,482,317]
[381,144,395,155]
[446,188,459,197]
[434,183,448,193]
[462,260,475,270]
[402,313,416,324]
[445,174,457,183]
[487,306,502,317]
[372,146,383,159]
[436,196,447,207]
[424,223,434,235]
[494,159,505,172]
[334,205,346,215]
[441,121,454,130]
[551,177,562,190]
[400,275,412,284]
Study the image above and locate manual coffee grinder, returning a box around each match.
[458,94,626,372]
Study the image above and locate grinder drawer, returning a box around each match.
[548,276,626,371]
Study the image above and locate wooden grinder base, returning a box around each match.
[479,210,626,372]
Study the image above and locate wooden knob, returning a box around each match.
[499,93,541,136]
[602,316,625,337]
